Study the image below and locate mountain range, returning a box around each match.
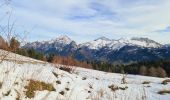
[23,35,170,63]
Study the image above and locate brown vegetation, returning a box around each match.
[25,80,55,98]
[139,66,167,78]
[161,79,170,85]
[142,81,150,84]
[52,56,92,68]
[158,89,170,95]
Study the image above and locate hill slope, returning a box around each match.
[0,49,170,100]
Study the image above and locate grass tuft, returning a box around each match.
[25,80,55,98]
[158,89,170,95]
[0,82,2,89]
[161,79,170,85]
[142,81,150,84]
[82,77,87,80]
[59,91,65,95]
[52,72,58,78]
[108,84,119,92]
[56,80,61,84]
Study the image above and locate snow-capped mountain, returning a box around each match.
[79,37,112,50]
[130,37,162,48]
[24,35,77,53]
[24,35,162,51]
[23,35,169,63]
[80,37,162,50]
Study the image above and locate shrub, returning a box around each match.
[88,83,93,89]
[142,81,150,84]
[59,91,64,95]
[65,88,70,91]
[0,82,2,89]
[25,80,55,98]
[59,66,75,73]
[108,84,119,92]
[158,89,170,95]
[82,77,87,80]
[161,79,170,85]
[119,86,128,90]
[52,72,58,78]
[56,80,61,84]
[4,90,11,96]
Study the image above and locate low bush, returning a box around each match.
[52,72,58,78]
[82,77,87,80]
[119,86,128,90]
[161,79,170,85]
[108,84,119,92]
[142,81,150,84]
[0,82,2,89]
[59,66,75,73]
[59,91,65,95]
[4,90,11,96]
[56,80,61,84]
[65,88,70,91]
[158,89,170,95]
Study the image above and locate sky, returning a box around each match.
[0,0,170,44]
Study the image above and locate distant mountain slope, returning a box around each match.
[23,35,170,63]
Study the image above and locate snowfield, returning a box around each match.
[0,49,170,100]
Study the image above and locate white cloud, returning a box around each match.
[0,0,170,44]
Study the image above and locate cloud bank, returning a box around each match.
[0,0,170,44]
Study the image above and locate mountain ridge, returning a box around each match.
[23,35,169,63]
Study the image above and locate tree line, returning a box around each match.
[91,60,170,78]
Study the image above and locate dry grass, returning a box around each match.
[97,89,105,97]
[88,83,93,89]
[0,82,2,89]
[158,89,170,95]
[82,77,87,80]
[59,66,76,73]
[56,80,61,84]
[161,79,170,85]
[25,80,55,98]
[108,84,119,92]
[59,91,65,95]
[4,90,11,96]
[142,81,150,84]
[119,86,128,90]
[15,89,20,100]
[52,72,58,78]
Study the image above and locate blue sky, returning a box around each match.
[0,0,170,44]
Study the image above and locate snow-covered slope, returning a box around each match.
[0,49,169,100]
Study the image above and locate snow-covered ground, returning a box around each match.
[0,49,170,100]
